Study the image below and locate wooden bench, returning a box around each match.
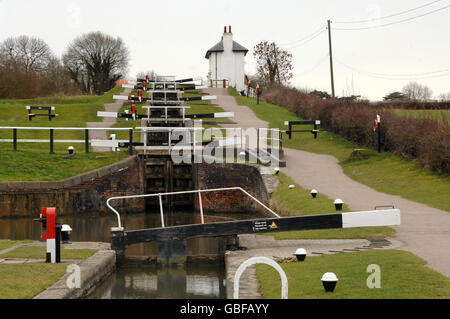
[285,120,321,139]
[26,106,58,121]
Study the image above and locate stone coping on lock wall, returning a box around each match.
[256,166,279,196]
[0,156,138,192]
[33,243,116,299]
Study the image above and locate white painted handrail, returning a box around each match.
[106,187,280,231]
[234,257,288,299]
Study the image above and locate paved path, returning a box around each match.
[204,88,268,129]
[282,149,450,277]
[87,88,132,152]
[212,87,450,278]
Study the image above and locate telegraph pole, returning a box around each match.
[327,19,336,98]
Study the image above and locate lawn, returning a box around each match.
[0,245,97,259]
[0,149,127,181]
[0,244,97,299]
[0,86,130,181]
[255,250,450,299]
[392,109,450,122]
[0,240,32,251]
[266,172,395,239]
[0,263,67,299]
[230,88,450,212]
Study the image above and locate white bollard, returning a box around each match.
[110,134,117,152]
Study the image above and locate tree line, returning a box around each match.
[0,31,129,99]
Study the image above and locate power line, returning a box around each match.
[334,4,450,30]
[295,53,329,76]
[284,29,326,49]
[280,26,326,46]
[335,57,450,80]
[333,0,445,24]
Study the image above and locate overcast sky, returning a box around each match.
[1,0,449,100]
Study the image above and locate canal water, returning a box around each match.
[0,209,261,299]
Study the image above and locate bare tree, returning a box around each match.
[63,31,130,94]
[438,92,450,101]
[0,35,61,98]
[253,41,293,86]
[40,57,80,96]
[402,81,433,101]
[0,35,54,73]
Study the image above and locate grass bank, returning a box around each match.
[392,109,450,122]
[0,263,67,299]
[268,172,395,239]
[0,150,127,181]
[230,88,450,212]
[0,244,97,299]
[0,245,96,259]
[0,240,32,251]
[0,86,130,181]
[255,250,450,299]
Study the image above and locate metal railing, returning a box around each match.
[0,126,134,154]
[106,187,281,231]
[0,126,282,158]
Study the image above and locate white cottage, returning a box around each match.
[205,26,248,92]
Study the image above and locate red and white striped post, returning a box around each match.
[131,104,136,121]
[40,207,59,263]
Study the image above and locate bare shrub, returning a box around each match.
[262,86,450,174]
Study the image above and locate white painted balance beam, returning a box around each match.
[90,139,129,148]
[113,95,130,101]
[122,84,208,90]
[97,111,119,118]
[341,209,401,228]
[212,112,234,118]
[199,95,216,101]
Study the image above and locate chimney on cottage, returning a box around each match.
[223,25,233,51]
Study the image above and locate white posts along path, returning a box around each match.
[282,148,450,278]
[212,86,450,278]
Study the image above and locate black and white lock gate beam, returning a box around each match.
[113,94,216,102]
[111,209,401,255]
[133,76,202,84]
[97,111,233,120]
[122,83,207,91]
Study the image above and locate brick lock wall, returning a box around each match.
[194,163,270,215]
[0,156,145,218]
